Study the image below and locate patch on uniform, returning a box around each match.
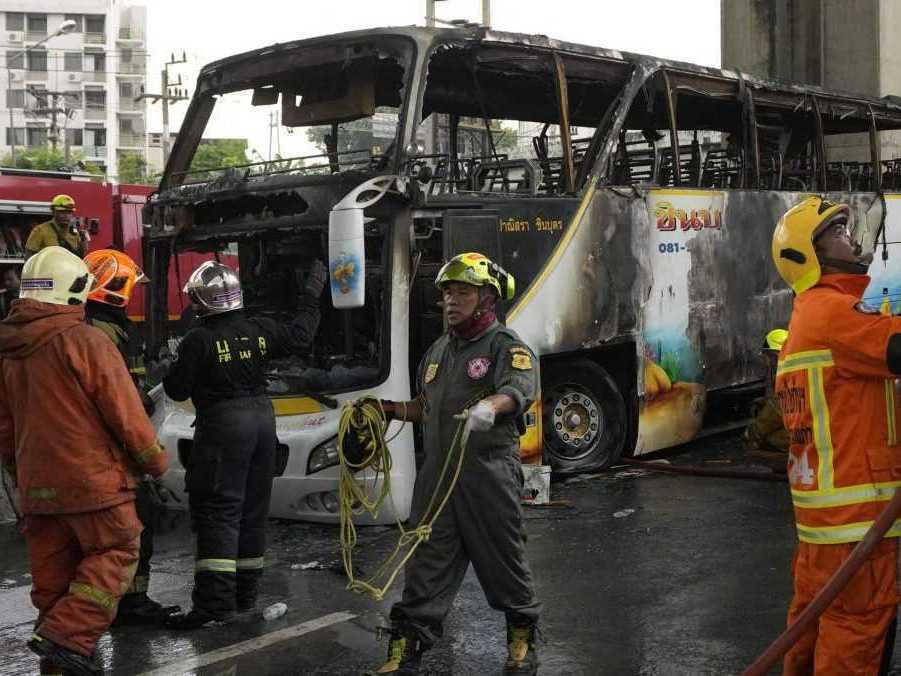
[467,357,492,380]
[511,352,532,370]
[509,346,530,355]
[424,363,439,384]
[21,278,53,291]
[855,301,880,314]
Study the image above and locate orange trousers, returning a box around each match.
[783,539,898,676]
[25,502,141,656]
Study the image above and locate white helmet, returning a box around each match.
[20,246,94,306]
[183,261,243,316]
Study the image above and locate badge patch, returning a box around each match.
[511,353,532,370]
[467,357,492,380]
[424,363,439,384]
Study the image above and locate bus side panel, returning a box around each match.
[506,185,647,355]
[638,189,798,453]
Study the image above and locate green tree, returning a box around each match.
[1,147,103,175]
[117,151,155,185]
[189,138,249,173]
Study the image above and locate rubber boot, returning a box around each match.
[503,622,539,675]
[28,634,102,676]
[369,627,424,675]
[164,607,231,630]
[39,657,64,675]
[112,593,181,626]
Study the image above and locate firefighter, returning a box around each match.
[161,259,325,629]
[772,197,901,675]
[83,248,181,625]
[373,252,542,675]
[0,246,168,676]
[742,328,789,455]
[24,194,87,259]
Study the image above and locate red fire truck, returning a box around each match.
[0,167,209,322]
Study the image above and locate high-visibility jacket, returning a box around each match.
[776,274,901,544]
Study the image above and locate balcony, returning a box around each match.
[83,145,106,159]
[85,32,105,45]
[84,105,107,121]
[25,71,48,82]
[117,133,143,148]
[85,71,107,84]
[117,26,144,43]
[25,31,47,42]
[117,62,146,77]
[118,99,144,113]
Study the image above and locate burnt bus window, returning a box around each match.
[172,47,410,185]
[415,45,630,196]
[610,72,677,187]
[163,225,387,396]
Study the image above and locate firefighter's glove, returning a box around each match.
[141,475,181,507]
[304,259,328,299]
[456,400,495,448]
[146,357,172,386]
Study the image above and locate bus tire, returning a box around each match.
[541,360,626,473]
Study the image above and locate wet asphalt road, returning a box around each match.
[0,433,853,675]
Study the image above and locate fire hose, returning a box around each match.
[743,489,901,676]
[337,396,470,601]
[621,457,787,482]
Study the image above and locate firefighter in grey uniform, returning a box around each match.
[160,259,325,629]
[375,252,542,675]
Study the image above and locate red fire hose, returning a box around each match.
[743,489,901,676]
[621,457,787,482]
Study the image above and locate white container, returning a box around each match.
[520,465,551,505]
[328,208,366,309]
[262,602,288,621]
[327,175,399,310]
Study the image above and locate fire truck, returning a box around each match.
[0,167,210,322]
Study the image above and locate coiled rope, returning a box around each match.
[337,395,468,601]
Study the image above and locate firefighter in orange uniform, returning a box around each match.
[772,197,901,675]
[0,246,168,676]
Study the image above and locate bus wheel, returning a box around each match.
[542,360,626,473]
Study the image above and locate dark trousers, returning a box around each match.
[390,453,541,647]
[186,396,276,616]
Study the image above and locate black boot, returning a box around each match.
[368,626,424,675]
[112,593,181,626]
[164,607,231,630]
[504,622,539,675]
[28,634,102,676]
[39,657,64,675]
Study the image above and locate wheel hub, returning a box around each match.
[549,390,601,454]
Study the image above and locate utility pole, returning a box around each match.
[482,0,491,28]
[136,52,189,166]
[26,87,74,154]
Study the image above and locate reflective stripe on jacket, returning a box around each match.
[776,274,901,544]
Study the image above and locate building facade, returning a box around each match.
[0,1,147,180]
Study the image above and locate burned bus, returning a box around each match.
[144,26,901,522]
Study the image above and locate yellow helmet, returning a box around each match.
[764,328,788,352]
[435,252,515,300]
[20,246,93,306]
[50,194,76,212]
[772,196,850,294]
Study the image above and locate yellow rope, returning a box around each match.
[337,395,469,601]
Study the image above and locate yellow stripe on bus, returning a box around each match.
[507,182,596,322]
[272,397,323,416]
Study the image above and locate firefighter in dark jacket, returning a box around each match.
[374,252,542,675]
[162,259,325,628]
[83,248,181,625]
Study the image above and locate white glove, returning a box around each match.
[457,400,496,448]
